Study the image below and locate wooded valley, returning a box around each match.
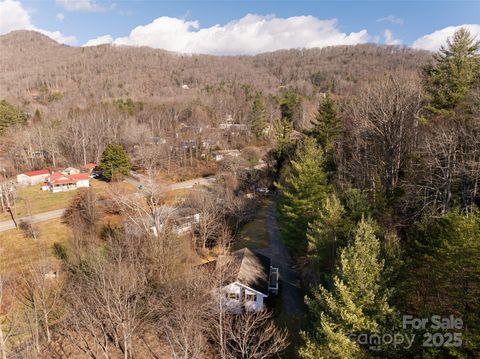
[0,27,479,358]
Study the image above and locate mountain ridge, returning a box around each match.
[0,30,431,114]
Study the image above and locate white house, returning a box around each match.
[219,115,248,131]
[150,206,201,237]
[62,167,80,175]
[212,149,241,162]
[214,248,279,313]
[42,172,90,192]
[16,169,50,186]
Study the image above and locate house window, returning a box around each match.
[227,292,239,300]
[245,294,257,302]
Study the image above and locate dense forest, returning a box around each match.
[276,28,480,358]
[0,27,479,358]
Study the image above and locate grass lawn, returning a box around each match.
[0,218,70,272]
[161,188,192,204]
[0,179,110,221]
[233,202,271,250]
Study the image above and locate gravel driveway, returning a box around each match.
[256,200,305,316]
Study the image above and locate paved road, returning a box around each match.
[0,175,218,233]
[164,176,216,191]
[256,200,305,316]
[0,208,66,233]
[126,172,216,192]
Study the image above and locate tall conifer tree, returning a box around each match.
[300,219,393,359]
[424,28,480,116]
[276,137,330,248]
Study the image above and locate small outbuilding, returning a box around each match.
[16,169,50,186]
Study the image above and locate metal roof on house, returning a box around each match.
[219,248,271,295]
[22,169,50,177]
[46,172,89,185]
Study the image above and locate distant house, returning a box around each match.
[42,172,90,192]
[26,150,48,160]
[16,169,50,186]
[201,139,217,150]
[213,248,279,312]
[218,114,235,130]
[147,137,167,145]
[150,206,201,236]
[62,167,80,175]
[212,149,241,161]
[179,139,198,150]
[84,163,97,174]
[219,123,248,131]
[219,115,248,131]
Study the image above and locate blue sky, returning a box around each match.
[1,0,479,54]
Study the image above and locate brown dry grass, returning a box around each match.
[0,218,70,272]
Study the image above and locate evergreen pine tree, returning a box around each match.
[425,28,480,116]
[276,137,330,249]
[401,209,480,355]
[99,143,131,181]
[306,193,345,284]
[271,91,302,174]
[280,91,301,124]
[300,219,393,359]
[310,93,342,150]
[0,99,27,134]
[251,92,267,140]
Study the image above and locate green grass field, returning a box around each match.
[0,179,112,221]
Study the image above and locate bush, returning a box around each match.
[53,242,68,261]
[19,219,39,239]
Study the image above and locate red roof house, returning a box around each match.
[17,169,50,185]
[43,172,90,192]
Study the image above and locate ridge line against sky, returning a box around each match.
[0,0,479,54]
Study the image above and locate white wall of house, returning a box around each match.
[16,174,29,185]
[223,282,266,312]
[213,153,224,161]
[62,167,80,175]
[50,184,75,193]
[16,174,49,186]
[76,179,90,188]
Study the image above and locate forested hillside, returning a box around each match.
[1,30,428,106]
[0,30,429,174]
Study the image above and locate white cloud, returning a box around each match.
[56,12,64,21]
[0,0,30,34]
[0,0,76,44]
[377,15,404,25]
[104,14,368,55]
[384,29,401,45]
[83,34,113,46]
[412,24,480,51]
[55,0,112,12]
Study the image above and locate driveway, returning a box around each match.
[256,200,305,316]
